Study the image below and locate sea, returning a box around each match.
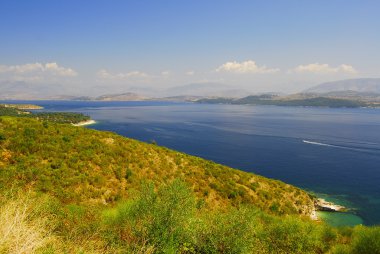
[3,100,380,226]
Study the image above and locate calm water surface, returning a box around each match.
[5,100,380,225]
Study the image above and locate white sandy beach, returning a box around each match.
[72,119,96,127]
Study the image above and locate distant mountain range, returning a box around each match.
[163,82,250,98]
[304,78,380,94]
[1,78,380,104]
[196,78,380,108]
[0,81,250,101]
[95,92,149,101]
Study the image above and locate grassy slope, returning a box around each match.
[0,116,313,217]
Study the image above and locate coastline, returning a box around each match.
[72,119,96,126]
[310,198,346,221]
[315,198,346,212]
[309,197,364,227]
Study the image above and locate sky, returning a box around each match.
[0,0,379,96]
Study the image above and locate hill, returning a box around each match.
[0,116,313,215]
[1,116,379,253]
[305,78,380,94]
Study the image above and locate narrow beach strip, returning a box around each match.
[72,119,97,127]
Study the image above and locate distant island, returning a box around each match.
[196,95,375,108]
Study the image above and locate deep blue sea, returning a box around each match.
[4,100,380,226]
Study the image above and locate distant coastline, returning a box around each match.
[0,103,43,110]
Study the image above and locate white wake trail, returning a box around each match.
[302,140,337,147]
[302,140,378,153]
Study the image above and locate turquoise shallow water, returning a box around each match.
[317,212,363,227]
[2,100,380,226]
[313,193,364,226]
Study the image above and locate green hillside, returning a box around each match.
[0,116,379,253]
[0,116,313,215]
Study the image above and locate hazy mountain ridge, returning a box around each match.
[196,78,380,107]
[95,92,150,101]
[2,79,380,104]
[305,78,380,94]
[0,82,251,101]
[163,82,250,98]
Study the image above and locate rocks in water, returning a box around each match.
[315,198,346,212]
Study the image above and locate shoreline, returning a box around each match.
[72,119,97,126]
[315,198,346,212]
[310,198,347,221]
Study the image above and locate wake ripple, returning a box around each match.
[302,140,380,154]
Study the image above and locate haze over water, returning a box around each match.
[17,100,380,225]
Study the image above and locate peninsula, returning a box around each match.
[0,103,44,110]
[0,104,93,124]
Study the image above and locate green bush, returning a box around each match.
[195,207,263,253]
[261,216,326,254]
[102,180,197,252]
[350,225,380,254]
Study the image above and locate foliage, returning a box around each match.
[32,112,91,124]
[350,226,380,253]
[102,180,197,252]
[0,181,374,253]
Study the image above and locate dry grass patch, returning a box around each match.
[0,193,55,254]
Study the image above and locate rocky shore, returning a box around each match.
[315,198,346,212]
[310,198,347,220]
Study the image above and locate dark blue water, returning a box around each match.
[3,100,380,225]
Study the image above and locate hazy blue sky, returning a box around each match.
[0,0,379,95]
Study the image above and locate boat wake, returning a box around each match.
[302,140,336,147]
[302,140,380,154]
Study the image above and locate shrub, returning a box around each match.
[350,225,380,254]
[261,216,326,254]
[195,206,263,253]
[102,180,197,252]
